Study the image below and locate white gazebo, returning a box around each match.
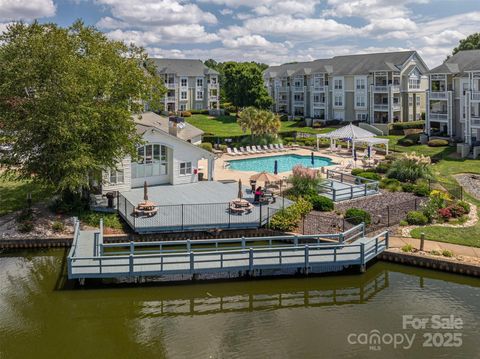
[316,123,389,155]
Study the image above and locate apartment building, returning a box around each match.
[264,51,429,132]
[152,59,220,113]
[426,50,480,145]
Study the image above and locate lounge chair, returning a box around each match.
[273,144,282,151]
[233,147,242,155]
[253,145,264,153]
[269,144,277,152]
[278,144,288,151]
[239,146,247,155]
[263,145,271,152]
[246,146,255,154]
[226,147,236,156]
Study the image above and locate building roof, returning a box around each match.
[151,58,219,77]
[133,112,204,142]
[317,124,377,139]
[264,51,427,78]
[430,50,480,75]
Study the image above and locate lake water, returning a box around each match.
[1,249,480,358]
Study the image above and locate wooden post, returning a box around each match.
[187,239,191,252]
[385,231,389,249]
[375,237,378,254]
[129,254,134,275]
[304,245,309,274]
[259,202,263,227]
[190,251,194,272]
[241,236,246,249]
[249,248,254,272]
[333,247,337,262]
[359,243,366,272]
[294,236,298,247]
[420,233,425,251]
[130,241,134,255]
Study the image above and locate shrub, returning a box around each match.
[181,111,192,117]
[391,120,424,130]
[386,153,432,183]
[18,221,34,233]
[406,210,428,225]
[430,250,441,256]
[356,172,381,181]
[398,134,420,146]
[287,165,322,198]
[198,142,213,152]
[402,244,414,252]
[308,194,334,212]
[447,204,466,218]
[269,199,312,231]
[437,207,452,220]
[51,221,65,232]
[380,178,402,192]
[345,208,371,225]
[457,201,471,214]
[279,114,289,121]
[16,208,34,223]
[375,162,391,174]
[218,144,227,152]
[351,168,364,176]
[401,183,415,193]
[384,153,399,162]
[442,249,453,257]
[427,139,449,147]
[421,201,437,223]
[79,212,123,230]
[413,183,430,197]
[399,220,408,226]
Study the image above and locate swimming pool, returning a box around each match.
[227,154,334,173]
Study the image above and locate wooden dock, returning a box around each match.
[67,219,389,281]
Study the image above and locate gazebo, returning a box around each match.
[316,124,389,155]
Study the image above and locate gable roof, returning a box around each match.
[264,51,425,78]
[430,50,480,75]
[151,58,219,77]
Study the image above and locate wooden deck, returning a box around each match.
[67,219,389,281]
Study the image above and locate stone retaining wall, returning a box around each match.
[379,250,480,278]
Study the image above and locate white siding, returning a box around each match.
[101,156,132,193]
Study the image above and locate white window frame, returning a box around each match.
[196,77,204,88]
[196,91,204,101]
[180,77,188,87]
[334,111,344,121]
[132,144,168,179]
[179,162,192,176]
[356,94,366,108]
[334,95,343,107]
[416,96,421,107]
[180,91,187,100]
[356,112,368,122]
[356,78,366,90]
[109,168,124,184]
[334,78,343,90]
[179,104,186,111]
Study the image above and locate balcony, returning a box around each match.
[312,101,325,108]
[471,117,480,126]
[293,100,304,106]
[429,113,448,122]
[275,86,288,92]
[391,85,400,92]
[209,95,218,101]
[293,86,305,92]
[472,91,480,101]
[165,83,176,89]
[374,104,389,111]
[392,103,401,111]
[429,91,448,100]
[165,96,176,102]
[311,85,325,92]
[373,86,388,92]
[208,83,219,89]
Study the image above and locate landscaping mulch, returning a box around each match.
[455,174,480,200]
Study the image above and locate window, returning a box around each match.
[294,93,304,101]
[408,78,420,89]
[210,77,217,85]
[356,95,366,107]
[313,94,324,103]
[196,91,203,100]
[109,169,124,184]
[356,113,368,122]
[133,144,168,178]
[181,78,188,87]
[196,78,203,87]
[196,103,202,110]
[334,79,343,90]
[334,95,343,107]
[179,104,186,111]
[416,96,421,107]
[356,79,366,90]
[294,78,303,88]
[180,91,187,100]
[408,96,413,106]
[313,74,324,88]
[180,162,192,175]
[334,111,344,121]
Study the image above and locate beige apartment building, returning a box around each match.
[426,50,480,147]
[152,59,220,113]
[263,51,429,133]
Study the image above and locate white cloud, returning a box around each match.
[201,0,321,16]
[222,34,283,49]
[0,0,56,21]
[219,8,233,15]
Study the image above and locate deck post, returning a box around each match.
[187,239,191,252]
[338,233,344,243]
[375,237,378,254]
[67,257,72,278]
[259,202,263,227]
[190,251,194,272]
[249,248,254,273]
[364,184,367,196]
[350,186,353,199]
[385,231,389,249]
[294,236,298,247]
[362,223,366,238]
[241,237,246,249]
[130,241,134,255]
[332,189,336,202]
[304,245,309,274]
[359,243,366,272]
[129,254,134,275]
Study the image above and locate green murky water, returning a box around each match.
[1,249,479,358]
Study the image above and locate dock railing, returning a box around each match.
[319,169,379,202]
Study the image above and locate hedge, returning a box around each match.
[391,120,425,130]
[308,194,334,211]
[345,208,371,225]
[427,139,449,147]
[406,210,428,225]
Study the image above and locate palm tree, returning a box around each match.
[237,107,281,140]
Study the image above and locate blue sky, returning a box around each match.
[1,0,479,67]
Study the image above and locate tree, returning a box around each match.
[222,62,273,110]
[452,33,480,55]
[0,21,165,194]
[237,107,280,139]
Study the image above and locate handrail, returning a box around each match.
[67,217,80,258]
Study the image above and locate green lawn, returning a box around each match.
[0,177,53,216]
[186,114,335,137]
[380,135,456,158]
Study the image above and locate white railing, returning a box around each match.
[209,95,218,101]
[429,113,448,121]
[472,91,480,101]
[374,104,389,111]
[294,100,304,106]
[165,96,176,102]
[392,104,401,111]
[373,86,388,92]
[429,91,448,100]
[275,86,288,92]
[293,86,305,92]
[311,85,325,92]
[165,83,176,89]
[471,117,480,126]
[391,85,400,92]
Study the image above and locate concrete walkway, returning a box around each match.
[389,236,480,258]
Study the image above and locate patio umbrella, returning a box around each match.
[367,146,371,158]
[353,149,357,162]
[250,171,280,183]
[238,179,243,199]
[311,152,314,166]
[143,181,148,201]
[274,160,278,175]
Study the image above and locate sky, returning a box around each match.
[0,0,479,67]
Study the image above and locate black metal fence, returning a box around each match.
[117,192,284,233]
[299,197,427,235]
[429,179,463,200]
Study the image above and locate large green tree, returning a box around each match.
[222,62,273,110]
[0,21,165,194]
[237,107,280,139]
[453,33,480,55]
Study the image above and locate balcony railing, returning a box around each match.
[293,86,305,92]
[391,85,400,92]
[373,86,388,92]
[312,101,326,107]
[429,91,448,100]
[374,104,389,111]
[429,113,448,121]
[165,96,176,102]
[472,91,480,101]
[392,104,401,111]
[209,95,218,101]
[471,117,480,126]
[311,85,325,92]
[165,83,176,89]
[275,86,288,92]
[294,100,305,106]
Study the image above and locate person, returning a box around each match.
[254,186,262,203]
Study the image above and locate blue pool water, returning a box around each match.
[227,154,333,173]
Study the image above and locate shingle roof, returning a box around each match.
[430,50,480,75]
[151,59,219,77]
[317,124,377,139]
[264,51,425,78]
[133,112,204,142]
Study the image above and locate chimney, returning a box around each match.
[168,116,185,137]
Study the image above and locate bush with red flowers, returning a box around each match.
[437,207,452,220]
[447,204,466,218]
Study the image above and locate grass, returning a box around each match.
[78,211,124,230]
[380,135,456,158]
[186,114,335,137]
[0,177,53,216]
